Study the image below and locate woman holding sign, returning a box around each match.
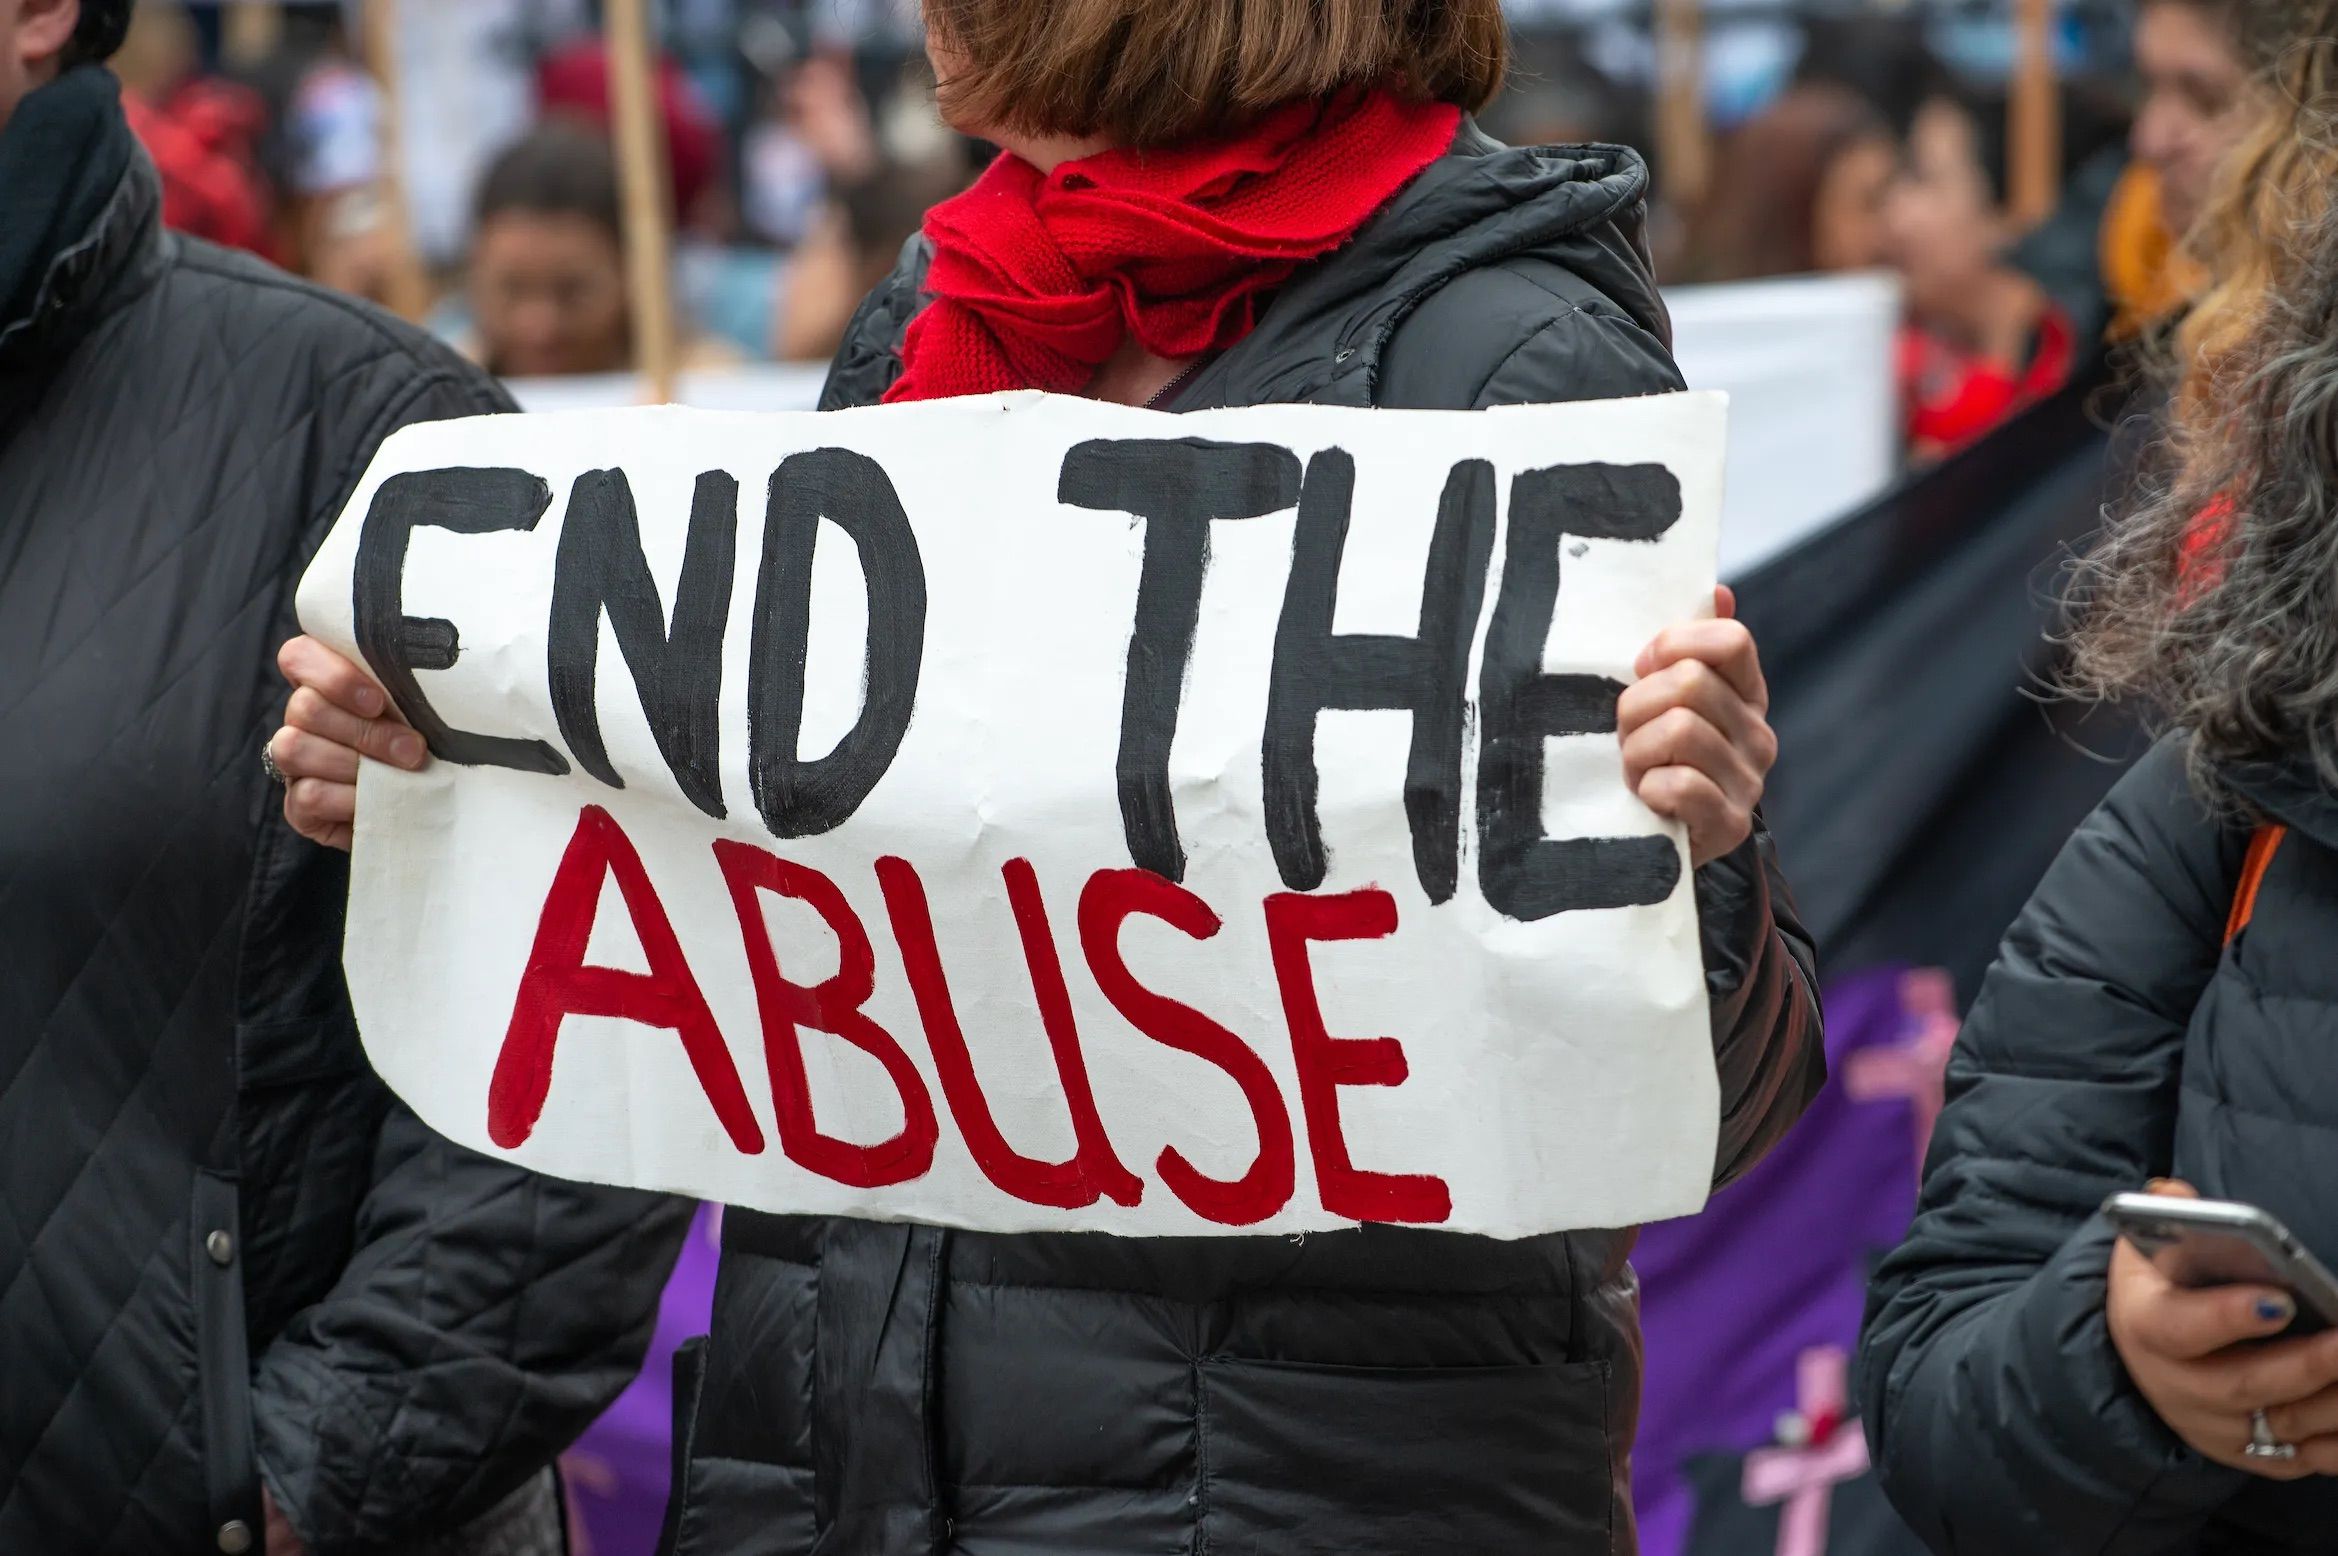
[273,1,1823,1549]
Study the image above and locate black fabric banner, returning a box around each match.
[1736,354,2154,999]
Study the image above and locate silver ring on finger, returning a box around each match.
[261,737,288,788]
[2246,1408,2300,1462]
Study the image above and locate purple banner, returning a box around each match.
[562,1203,722,1556]
[1634,967,1946,1556]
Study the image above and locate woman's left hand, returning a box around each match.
[1619,586,1778,870]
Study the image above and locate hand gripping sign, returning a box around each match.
[297,390,1728,1240]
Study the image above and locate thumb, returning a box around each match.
[2146,1179,2202,1200]
[1714,584,1738,621]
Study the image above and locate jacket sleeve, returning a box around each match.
[251,361,695,1553]
[1700,821,1825,1188]
[817,234,928,410]
[1858,738,2249,1553]
[253,1107,691,1552]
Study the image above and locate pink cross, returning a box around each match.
[1742,1347,1872,1556]
[1845,967,1960,1173]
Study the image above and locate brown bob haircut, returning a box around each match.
[926,0,1511,149]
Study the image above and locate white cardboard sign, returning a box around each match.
[297,391,1727,1240]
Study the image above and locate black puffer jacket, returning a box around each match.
[1861,736,2338,1552]
[663,129,1825,1556]
[0,71,692,1555]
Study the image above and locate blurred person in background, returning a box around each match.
[1888,85,2129,458]
[702,47,899,362]
[267,13,409,307]
[2103,0,2255,336]
[742,50,878,249]
[1860,8,2338,1551]
[771,150,966,361]
[2129,0,2253,247]
[536,34,724,232]
[0,2,691,1551]
[458,123,738,379]
[271,0,1825,1549]
[1676,82,1898,283]
[109,0,274,256]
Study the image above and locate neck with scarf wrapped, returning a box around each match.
[885,87,1461,404]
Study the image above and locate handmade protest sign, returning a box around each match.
[296,390,1728,1240]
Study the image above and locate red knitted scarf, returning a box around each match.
[884,88,1461,403]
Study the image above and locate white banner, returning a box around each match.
[1666,271,1901,577]
[297,391,1726,1240]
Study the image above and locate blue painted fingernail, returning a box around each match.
[2259,1296,2295,1323]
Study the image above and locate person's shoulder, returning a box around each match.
[2096,736,2232,852]
[1377,256,1683,410]
[818,233,931,411]
[157,237,512,419]
[1357,132,1680,410]
[2018,735,2243,961]
[135,239,515,537]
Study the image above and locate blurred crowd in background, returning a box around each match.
[119,0,2224,463]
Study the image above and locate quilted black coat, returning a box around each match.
[1861,737,2338,1552]
[0,73,691,1556]
[660,130,1826,1556]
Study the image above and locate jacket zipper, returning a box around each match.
[1146,358,1209,410]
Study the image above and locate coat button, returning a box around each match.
[217,1519,254,1553]
[205,1230,234,1266]
[1334,347,1356,363]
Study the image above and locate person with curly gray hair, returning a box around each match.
[1859,6,2338,1552]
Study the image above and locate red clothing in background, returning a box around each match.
[1899,306,2076,457]
[123,80,275,260]
[537,41,723,221]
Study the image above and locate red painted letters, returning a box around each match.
[1264,889,1452,1224]
[489,806,764,1153]
[493,812,1449,1227]
[878,855,1144,1210]
[713,840,939,1188]
[1079,870,1296,1226]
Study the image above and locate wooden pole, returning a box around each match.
[359,0,435,321]
[1654,0,1712,216]
[221,1,284,68]
[605,0,680,404]
[2010,0,2062,227]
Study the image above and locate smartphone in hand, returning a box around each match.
[2105,1193,2338,1337]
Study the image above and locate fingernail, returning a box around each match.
[356,687,384,716]
[391,733,426,767]
[2259,1295,2296,1324]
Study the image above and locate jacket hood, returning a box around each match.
[1170,126,1667,411]
[1333,127,1666,342]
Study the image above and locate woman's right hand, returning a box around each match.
[270,636,428,851]
[2108,1181,2338,1478]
